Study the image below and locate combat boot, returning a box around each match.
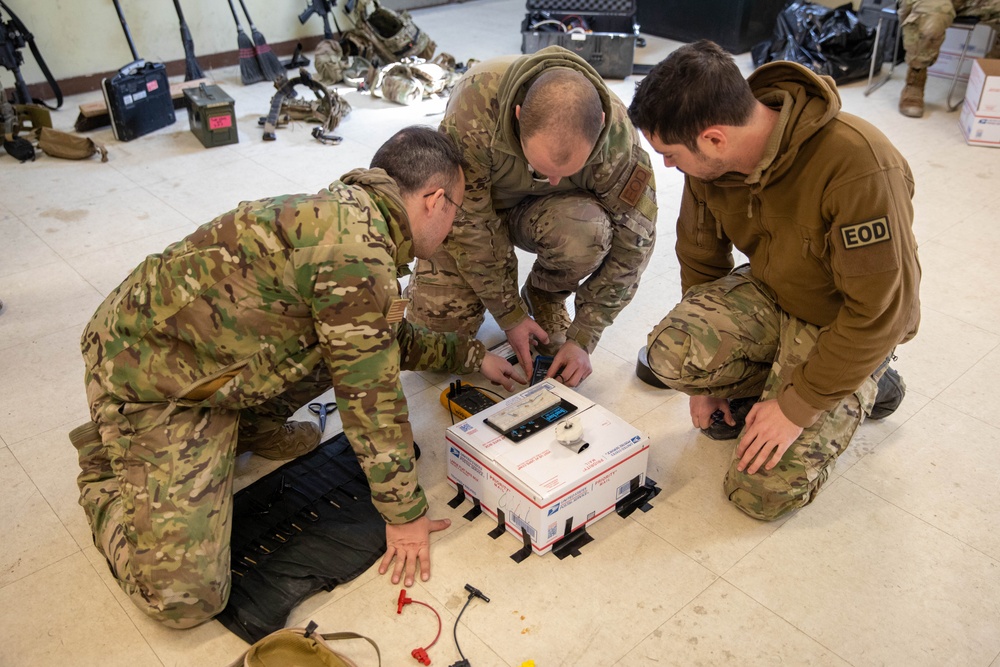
[520,283,571,356]
[899,68,927,118]
[635,344,669,389]
[239,421,322,460]
[869,366,906,420]
[702,397,759,441]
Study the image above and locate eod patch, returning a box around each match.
[840,217,891,249]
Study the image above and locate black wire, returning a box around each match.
[452,593,474,662]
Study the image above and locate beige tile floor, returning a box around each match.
[2,1,999,664]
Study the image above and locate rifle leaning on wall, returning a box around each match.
[299,0,338,40]
[0,0,61,108]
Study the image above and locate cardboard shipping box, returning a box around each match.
[960,58,1000,147]
[928,23,995,80]
[446,380,650,556]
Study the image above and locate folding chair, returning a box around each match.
[943,16,983,111]
[865,5,901,96]
[865,8,984,111]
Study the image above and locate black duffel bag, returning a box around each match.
[752,1,881,83]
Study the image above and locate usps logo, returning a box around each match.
[459,423,474,433]
[449,446,460,458]
[631,435,641,443]
[547,502,560,516]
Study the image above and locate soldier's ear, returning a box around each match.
[424,187,445,215]
[515,104,521,121]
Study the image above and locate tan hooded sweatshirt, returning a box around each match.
[677,61,921,427]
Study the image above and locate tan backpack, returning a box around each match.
[226,622,381,667]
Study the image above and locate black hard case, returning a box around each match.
[521,0,639,79]
[102,62,175,142]
[101,0,175,142]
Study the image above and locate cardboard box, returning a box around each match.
[938,22,995,57]
[446,380,649,556]
[928,52,977,81]
[928,24,996,80]
[965,58,1000,117]
[960,100,1000,146]
[959,59,1000,147]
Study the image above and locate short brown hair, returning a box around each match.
[519,68,603,164]
[370,126,467,195]
[628,40,756,152]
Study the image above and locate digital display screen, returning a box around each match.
[542,405,569,422]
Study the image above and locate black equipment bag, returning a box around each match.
[521,0,639,79]
[102,0,175,141]
[752,1,882,84]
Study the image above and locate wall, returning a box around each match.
[6,0,355,87]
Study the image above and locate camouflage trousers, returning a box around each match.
[900,0,1000,69]
[76,364,331,627]
[646,268,881,521]
[407,191,612,335]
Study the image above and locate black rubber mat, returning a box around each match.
[217,433,387,643]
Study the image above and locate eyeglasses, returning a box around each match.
[424,190,470,217]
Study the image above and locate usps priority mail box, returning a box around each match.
[446,380,649,556]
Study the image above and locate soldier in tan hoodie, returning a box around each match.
[629,41,921,521]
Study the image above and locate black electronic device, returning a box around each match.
[484,387,577,442]
[101,0,175,142]
[530,354,553,386]
[440,381,498,420]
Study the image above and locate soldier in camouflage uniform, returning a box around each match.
[898,0,1000,117]
[69,127,521,627]
[406,45,658,387]
[629,42,921,520]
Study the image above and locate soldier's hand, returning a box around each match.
[380,515,451,587]
[548,340,591,387]
[505,318,549,379]
[689,395,733,430]
[735,399,803,475]
[481,352,526,391]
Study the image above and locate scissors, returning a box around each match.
[308,401,337,433]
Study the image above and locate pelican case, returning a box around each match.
[521,0,639,79]
[184,83,238,148]
[102,0,175,141]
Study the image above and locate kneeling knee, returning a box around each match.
[725,474,807,522]
[129,581,228,629]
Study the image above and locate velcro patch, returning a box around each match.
[386,298,409,323]
[840,217,891,249]
[619,163,652,207]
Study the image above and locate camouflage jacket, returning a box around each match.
[81,168,486,523]
[439,46,658,353]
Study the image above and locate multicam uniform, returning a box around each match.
[407,46,657,355]
[646,62,921,520]
[900,0,1000,70]
[77,168,485,626]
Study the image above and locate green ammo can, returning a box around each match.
[184,83,238,148]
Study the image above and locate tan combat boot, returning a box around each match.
[239,421,322,460]
[520,283,571,355]
[899,68,927,118]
